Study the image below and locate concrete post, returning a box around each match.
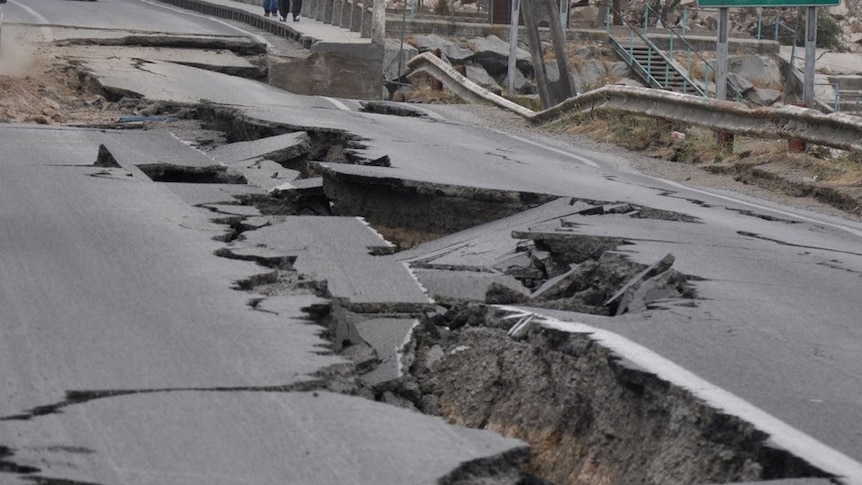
[323,0,334,24]
[521,0,576,108]
[371,0,385,44]
[715,7,729,101]
[506,0,520,95]
[714,7,733,151]
[803,6,817,106]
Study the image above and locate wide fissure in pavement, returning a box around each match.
[103,105,830,484]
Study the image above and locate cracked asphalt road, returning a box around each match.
[0,124,525,485]
[5,0,862,484]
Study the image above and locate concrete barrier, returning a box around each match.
[407,51,862,153]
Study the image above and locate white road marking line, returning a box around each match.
[653,176,862,240]
[507,134,600,168]
[140,0,272,48]
[321,96,351,111]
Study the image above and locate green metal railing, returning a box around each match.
[606,5,746,101]
[647,5,744,101]
[605,5,705,95]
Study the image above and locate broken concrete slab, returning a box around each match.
[227,217,431,312]
[60,44,266,80]
[100,131,217,169]
[341,341,379,374]
[355,317,418,386]
[390,198,582,269]
[271,177,323,192]
[209,132,311,165]
[604,253,676,315]
[318,163,558,236]
[160,182,266,206]
[530,263,579,300]
[232,159,301,191]
[411,268,528,303]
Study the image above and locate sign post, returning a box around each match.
[695,0,839,107]
[507,0,520,94]
[695,0,839,150]
[803,6,817,105]
[715,7,729,100]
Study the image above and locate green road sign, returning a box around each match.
[697,0,838,6]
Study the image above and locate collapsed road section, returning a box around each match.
[89,105,846,485]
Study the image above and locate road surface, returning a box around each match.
[3,1,862,484]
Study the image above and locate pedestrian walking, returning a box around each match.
[262,0,278,16]
[279,0,302,21]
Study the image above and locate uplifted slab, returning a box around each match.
[227,216,432,312]
[209,132,311,165]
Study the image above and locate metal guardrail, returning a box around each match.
[407,51,862,152]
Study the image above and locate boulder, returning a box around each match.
[728,55,782,89]
[575,57,608,91]
[465,64,502,91]
[412,33,474,63]
[607,61,632,79]
[383,39,418,82]
[571,5,600,26]
[727,72,754,95]
[747,87,783,106]
[829,3,849,19]
[468,35,532,75]
[501,67,527,92]
[573,45,599,59]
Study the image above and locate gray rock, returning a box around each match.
[575,57,608,91]
[468,35,532,75]
[383,39,418,82]
[573,45,599,59]
[728,55,783,89]
[465,64,502,91]
[727,72,754,95]
[355,318,417,386]
[341,341,379,374]
[607,61,633,79]
[501,67,527,92]
[412,33,473,62]
[747,87,783,106]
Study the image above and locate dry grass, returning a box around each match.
[815,152,862,185]
[549,111,862,194]
[400,74,466,104]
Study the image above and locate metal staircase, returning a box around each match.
[605,5,744,101]
[609,38,704,95]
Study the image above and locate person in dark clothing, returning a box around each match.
[262,0,278,16]
[278,0,302,21]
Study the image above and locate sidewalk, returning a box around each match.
[156,0,383,98]
[157,0,371,48]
